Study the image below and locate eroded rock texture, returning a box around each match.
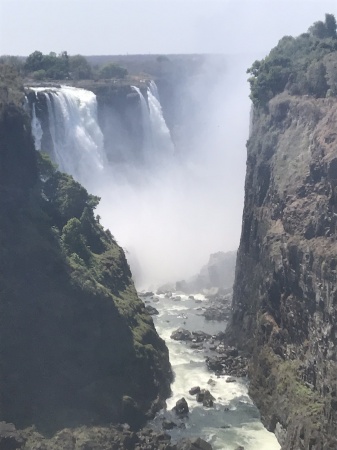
[228,94,337,449]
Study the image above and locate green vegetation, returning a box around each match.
[275,359,324,418]
[24,50,70,80]
[69,54,93,80]
[21,50,128,81]
[0,63,24,111]
[0,65,171,432]
[98,62,128,79]
[248,13,337,106]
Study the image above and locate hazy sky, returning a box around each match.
[0,0,336,57]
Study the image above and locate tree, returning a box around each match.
[69,55,92,80]
[43,172,99,228]
[62,217,90,262]
[98,63,128,79]
[325,13,337,39]
[307,61,328,97]
[309,21,328,39]
[24,50,44,72]
[24,50,70,79]
[0,55,23,72]
[309,14,337,40]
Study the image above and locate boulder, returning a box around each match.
[226,377,236,383]
[196,389,215,407]
[171,328,192,341]
[172,397,189,417]
[145,305,159,315]
[142,291,154,297]
[177,437,212,450]
[192,331,211,342]
[189,386,201,395]
[162,420,177,430]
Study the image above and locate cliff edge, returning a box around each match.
[0,64,172,435]
[228,15,337,449]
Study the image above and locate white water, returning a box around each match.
[132,82,174,162]
[131,85,153,162]
[31,86,106,188]
[149,293,281,450]
[147,81,174,156]
[31,103,42,151]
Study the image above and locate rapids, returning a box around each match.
[147,293,281,450]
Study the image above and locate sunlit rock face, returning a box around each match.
[228,94,337,449]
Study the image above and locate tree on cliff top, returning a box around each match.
[247,13,337,107]
[98,62,128,79]
[309,13,337,39]
[24,50,70,80]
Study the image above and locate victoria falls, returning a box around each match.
[1,3,337,450]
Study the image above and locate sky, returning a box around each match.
[0,0,336,57]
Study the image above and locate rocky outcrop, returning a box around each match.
[176,251,236,294]
[0,67,172,435]
[228,93,337,448]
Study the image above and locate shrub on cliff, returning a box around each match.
[248,13,337,106]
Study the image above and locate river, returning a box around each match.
[140,292,281,450]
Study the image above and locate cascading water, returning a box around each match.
[131,85,153,160]
[31,103,43,151]
[132,82,174,161]
[147,80,174,156]
[31,86,106,188]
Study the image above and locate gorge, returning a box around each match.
[2,11,337,450]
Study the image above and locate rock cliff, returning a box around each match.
[0,64,172,435]
[228,15,337,450]
[229,58,337,450]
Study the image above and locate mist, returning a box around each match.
[91,56,251,289]
[17,0,336,289]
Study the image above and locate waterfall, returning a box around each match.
[131,85,153,160]
[147,81,174,155]
[132,82,174,161]
[30,86,106,187]
[31,102,43,151]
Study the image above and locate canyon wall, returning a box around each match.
[229,93,337,449]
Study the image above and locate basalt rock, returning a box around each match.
[172,398,189,417]
[195,390,215,408]
[176,437,212,450]
[170,328,192,341]
[227,93,337,447]
[145,305,159,315]
[189,386,201,395]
